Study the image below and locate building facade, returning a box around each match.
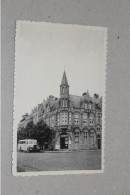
[18,71,102,150]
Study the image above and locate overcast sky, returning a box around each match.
[14,21,106,129]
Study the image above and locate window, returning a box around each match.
[97,127,100,131]
[65,87,67,94]
[84,130,88,144]
[89,114,94,126]
[62,87,64,94]
[83,113,88,125]
[74,113,79,125]
[61,99,63,107]
[75,129,80,143]
[61,112,68,125]
[64,99,67,107]
[69,113,72,125]
[90,130,95,145]
[61,99,67,107]
[96,114,100,123]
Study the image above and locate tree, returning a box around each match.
[17,120,55,150]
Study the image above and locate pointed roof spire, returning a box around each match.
[60,71,69,86]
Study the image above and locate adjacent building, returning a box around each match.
[18,71,102,150]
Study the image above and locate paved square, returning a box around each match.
[17,150,101,172]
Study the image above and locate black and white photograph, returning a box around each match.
[13,21,107,176]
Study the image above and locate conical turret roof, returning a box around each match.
[60,71,69,86]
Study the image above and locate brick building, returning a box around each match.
[18,71,102,150]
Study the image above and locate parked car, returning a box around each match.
[17,139,40,152]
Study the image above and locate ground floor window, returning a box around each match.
[75,129,80,143]
[90,130,95,145]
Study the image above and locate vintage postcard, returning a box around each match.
[13,21,107,176]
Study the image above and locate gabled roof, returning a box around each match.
[69,95,82,108]
[49,99,59,111]
[60,71,69,86]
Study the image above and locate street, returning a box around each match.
[17,150,101,172]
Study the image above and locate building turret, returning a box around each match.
[60,71,69,108]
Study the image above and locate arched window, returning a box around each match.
[74,113,79,125]
[61,99,67,107]
[83,113,88,126]
[90,130,95,145]
[75,129,80,143]
[64,99,67,107]
[62,87,64,94]
[89,113,94,126]
[84,130,88,144]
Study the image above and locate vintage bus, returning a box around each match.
[17,139,40,152]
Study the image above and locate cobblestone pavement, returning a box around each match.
[17,150,101,172]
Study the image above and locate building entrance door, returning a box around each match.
[97,138,101,149]
[97,135,101,149]
[60,133,68,149]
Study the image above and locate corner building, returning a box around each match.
[44,71,102,150]
[18,71,102,150]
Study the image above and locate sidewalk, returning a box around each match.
[43,149,100,153]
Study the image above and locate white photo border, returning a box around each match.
[13,21,107,176]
